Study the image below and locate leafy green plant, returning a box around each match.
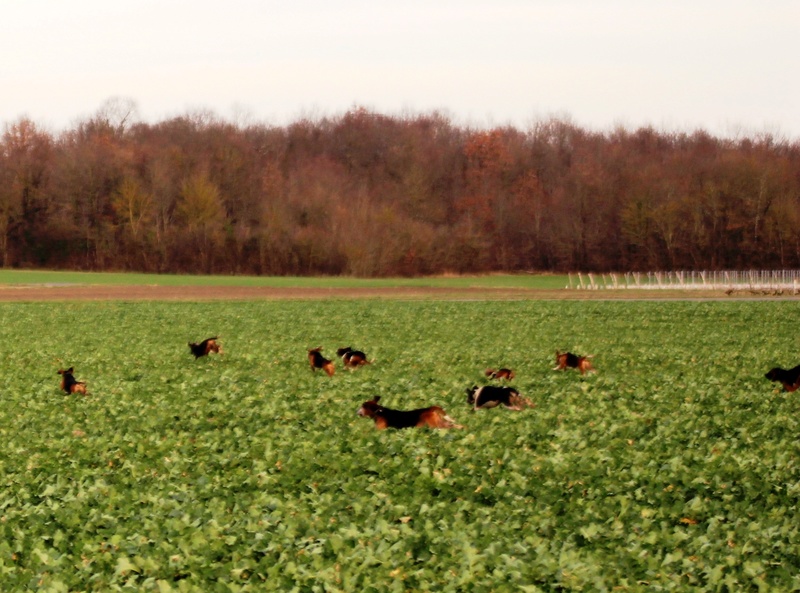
[0,300,797,591]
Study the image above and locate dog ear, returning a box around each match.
[67,367,74,373]
[374,395,381,403]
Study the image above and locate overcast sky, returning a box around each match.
[2,0,798,138]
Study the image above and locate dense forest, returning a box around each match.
[1,101,799,276]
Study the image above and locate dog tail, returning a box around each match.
[434,408,463,429]
[441,413,463,429]
[448,416,464,429]
[511,394,534,409]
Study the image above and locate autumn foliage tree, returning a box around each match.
[0,105,798,275]
[0,118,52,267]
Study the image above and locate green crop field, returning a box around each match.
[0,270,569,290]
[1,299,798,592]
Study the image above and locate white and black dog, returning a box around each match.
[466,385,532,411]
[337,346,370,369]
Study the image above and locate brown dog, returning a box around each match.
[337,346,370,369]
[189,337,222,359]
[57,367,87,395]
[357,396,461,429]
[554,351,595,375]
[485,368,515,380]
[308,347,335,377]
[765,365,800,392]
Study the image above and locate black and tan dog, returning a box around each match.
[57,367,87,395]
[765,364,800,392]
[554,351,595,375]
[485,367,515,381]
[337,346,370,369]
[466,385,532,411]
[189,337,222,359]
[308,347,335,377]
[357,396,461,429]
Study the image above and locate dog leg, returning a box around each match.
[443,415,464,429]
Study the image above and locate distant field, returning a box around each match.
[0,270,570,290]
[1,299,799,591]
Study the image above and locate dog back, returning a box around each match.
[485,368,515,380]
[358,397,459,429]
[467,385,524,409]
[765,365,800,391]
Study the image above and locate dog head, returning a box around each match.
[57,367,74,377]
[465,386,480,405]
[357,396,382,418]
[337,347,353,357]
[308,347,325,363]
[765,368,783,381]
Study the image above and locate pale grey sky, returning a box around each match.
[2,0,798,138]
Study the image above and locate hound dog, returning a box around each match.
[337,346,370,369]
[357,396,461,429]
[466,385,532,411]
[57,367,87,395]
[765,365,800,392]
[308,347,335,377]
[485,368,515,380]
[189,336,222,359]
[554,350,595,375]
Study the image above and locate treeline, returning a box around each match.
[1,103,799,276]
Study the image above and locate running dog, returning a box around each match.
[189,337,222,359]
[466,385,532,411]
[357,396,461,429]
[57,367,87,395]
[337,346,370,369]
[308,347,335,377]
[554,351,595,375]
[765,364,800,392]
[485,368,515,380]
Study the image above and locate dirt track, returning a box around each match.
[0,284,771,301]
